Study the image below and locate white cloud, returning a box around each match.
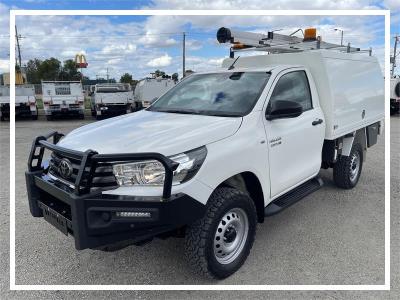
[145,0,382,10]
[0,1,385,78]
[101,43,137,55]
[146,54,172,67]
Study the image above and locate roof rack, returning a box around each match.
[216,27,372,58]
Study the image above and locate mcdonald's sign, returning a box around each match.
[75,54,88,68]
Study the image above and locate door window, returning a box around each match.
[268,71,312,112]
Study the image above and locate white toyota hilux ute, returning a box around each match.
[26,38,384,279]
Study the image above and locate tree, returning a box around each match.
[154,69,165,77]
[25,57,83,83]
[26,58,42,84]
[61,59,82,81]
[38,57,61,81]
[172,73,179,82]
[120,73,133,84]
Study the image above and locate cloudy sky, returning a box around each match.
[0,0,399,79]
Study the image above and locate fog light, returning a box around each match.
[115,211,151,218]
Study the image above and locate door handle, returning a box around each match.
[312,118,323,126]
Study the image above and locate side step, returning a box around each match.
[264,177,324,217]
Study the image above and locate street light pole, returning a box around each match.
[334,28,344,46]
[182,32,186,78]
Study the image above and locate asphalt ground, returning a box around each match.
[0,115,399,299]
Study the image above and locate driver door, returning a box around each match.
[263,69,325,198]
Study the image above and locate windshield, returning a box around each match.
[148,72,270,117]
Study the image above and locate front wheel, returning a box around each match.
[184,187,257,279]
[333,143,363,189]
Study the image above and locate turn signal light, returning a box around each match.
[232,43,252,50]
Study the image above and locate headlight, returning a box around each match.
[112,146,207,187]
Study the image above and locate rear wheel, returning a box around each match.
[46,115,52,121]
[184,187,257,279]
[333,143,363,189]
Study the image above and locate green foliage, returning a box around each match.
[120,73,133,83]
[25,57,82,83]
[154,69,166,77]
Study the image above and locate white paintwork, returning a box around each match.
[222,51,384,140]
[262,67,325,197]
[41,81,84,115]
[0,85,37,114]
[0,86,9,104]
[58,110,242,156]
[92,83,133,105]
[134,77,176,107]
[57,50,383,207]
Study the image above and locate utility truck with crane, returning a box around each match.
[25,27,383,279]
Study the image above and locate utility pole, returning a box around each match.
[15,25,22,69]
[106,67,109,83]
[392,35,399,77]
[182,32,186,78]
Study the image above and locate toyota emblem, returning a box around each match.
[59,158,73,179]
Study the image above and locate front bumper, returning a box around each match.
[25,131,206,250]
[96,104,130,116]
[45,105,84,115]
[16,103,36,117]
[0,103,10,118]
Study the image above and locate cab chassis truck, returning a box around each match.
[25,27,384,279]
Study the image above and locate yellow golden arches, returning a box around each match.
[75,54,88,68]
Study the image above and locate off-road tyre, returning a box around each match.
[184,187,257,279]
[333,143,363,189]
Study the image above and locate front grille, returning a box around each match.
[48,152,118,193]
[69,104,81,109]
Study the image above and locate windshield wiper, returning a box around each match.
[152,109,202,115]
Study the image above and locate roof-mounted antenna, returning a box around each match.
[289,28,304,37]
[228,56,240,70]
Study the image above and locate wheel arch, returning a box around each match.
[216,171,265,223]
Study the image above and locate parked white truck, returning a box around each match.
[26,28,383,279]
[90,83,133,119]
[0,85,38,121]
[390,77,400,114]
[41,81,85,120]
[0,86,9,121]
[133,77,176,111]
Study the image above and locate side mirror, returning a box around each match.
[266,100,303,121]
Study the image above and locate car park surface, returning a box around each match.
[9,114,388,284]
[0,115,399,298]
